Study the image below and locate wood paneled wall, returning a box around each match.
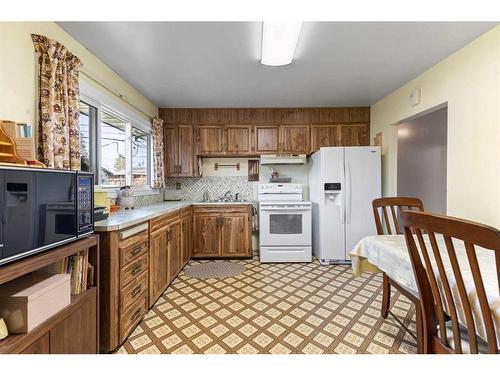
[159,107,370,126]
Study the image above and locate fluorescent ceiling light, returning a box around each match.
[261,21,303,67]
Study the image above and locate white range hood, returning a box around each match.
[260,154,307,165]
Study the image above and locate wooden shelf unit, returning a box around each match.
[0,235,100,354]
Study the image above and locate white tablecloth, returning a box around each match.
[350,234,500,346]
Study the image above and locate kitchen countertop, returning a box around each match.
[94,201,253,232]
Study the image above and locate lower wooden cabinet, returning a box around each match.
[193,205,252,258]
[148,208,189,309]
[99,224,150,352]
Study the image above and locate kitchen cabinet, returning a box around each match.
[167,221,182,284]
[310,125,339,152]
[193,205,252,258]
[220,214,250,257]
[224,125,253,154]
[253,125,280,154]
[164,125,195,177]
[149,228,168,306]
[193,213,220,257]
[280,125,310,154]
[180,207,192,266]
[338,124,369,146]
[196,125,224,155]
[149,210,182,307]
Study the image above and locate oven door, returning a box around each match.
[259,203,312,247]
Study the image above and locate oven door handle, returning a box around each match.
[260,207,311,211]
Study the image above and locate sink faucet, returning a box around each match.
[222,190,232,201]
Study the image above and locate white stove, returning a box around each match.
[258,183,312,263]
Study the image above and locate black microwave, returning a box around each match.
[0,166,94,266]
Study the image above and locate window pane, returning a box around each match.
[79,102,94,172]
[100,112,126,187]
[132,128,149,186]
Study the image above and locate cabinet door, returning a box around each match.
[164,126,178,176]
[49,292,97,353]
[225,125,253,154]
[167,221,182,282]
[220,214,250,257]
[339,124,369,146]
[178,125,194,176]
[196,126,224,155]
[149,229,169,305]
[254,125,280,154]
[181,216,191,266]
[310,125,339,153]
[193,213,220,257]
[280,125,310,154]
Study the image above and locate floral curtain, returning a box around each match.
[152,117,165,189]
[32,34,81,170]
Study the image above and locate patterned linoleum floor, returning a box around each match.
[117,253,418,354]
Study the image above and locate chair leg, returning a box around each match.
[381,273,390,319]
[415,303,425,354]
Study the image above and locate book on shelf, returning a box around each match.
[36,249,93,295]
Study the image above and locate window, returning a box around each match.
[131,127,150,186]
[78,98,152,190]
[79,102,97,173]
[100,111,127,187]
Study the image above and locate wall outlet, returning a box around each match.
[175,182,181,190]
[410,88,421,106]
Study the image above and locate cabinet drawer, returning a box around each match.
[120,240,148,268]
[120,271,148,312]
[118,224,149,249]
[120,254,148,287]
[150,210,181,233]
[193,205,251,214]
[120,292,148,343]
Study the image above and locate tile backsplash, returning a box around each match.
[164,176,253,201]
[134,190,165,207]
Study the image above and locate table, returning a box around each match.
[350,234,500,347]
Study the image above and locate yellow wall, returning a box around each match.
[0,22,158,126]
[371,25,500,227]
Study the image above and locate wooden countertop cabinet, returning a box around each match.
[99,225,150,352]
[192,205,252,259]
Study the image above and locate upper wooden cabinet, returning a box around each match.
[225,125,253,154]
[310,125,339,153]
[254,125,280,154]
[196,125,224,155]
[280,125,310,154]
[339,124,369,146]
[164,125,195,177]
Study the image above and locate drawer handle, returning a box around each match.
[131,307,142,321]
[131,264,142,276]
[131,285,142,297]
[131,245,143,256]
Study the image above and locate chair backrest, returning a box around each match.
[372,197,424,235]
[400,210,500,354]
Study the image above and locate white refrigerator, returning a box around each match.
[309,147,381,264]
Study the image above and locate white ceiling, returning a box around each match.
[58,22,497,108]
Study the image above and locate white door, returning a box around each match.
[344,147,381,258]
[317,147,345,263]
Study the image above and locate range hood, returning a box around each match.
[260,154,307,165]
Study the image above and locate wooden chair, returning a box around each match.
[400,210,500,354]
[372,197,425,350]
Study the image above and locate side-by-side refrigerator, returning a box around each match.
[309,147,381,264]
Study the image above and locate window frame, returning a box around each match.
[79,82,154,195]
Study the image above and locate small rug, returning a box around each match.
[184,262,245,279]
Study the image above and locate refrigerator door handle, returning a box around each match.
[346,161,352,224]
[340,156,345,224]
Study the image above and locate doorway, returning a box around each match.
[397,106,447,214]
